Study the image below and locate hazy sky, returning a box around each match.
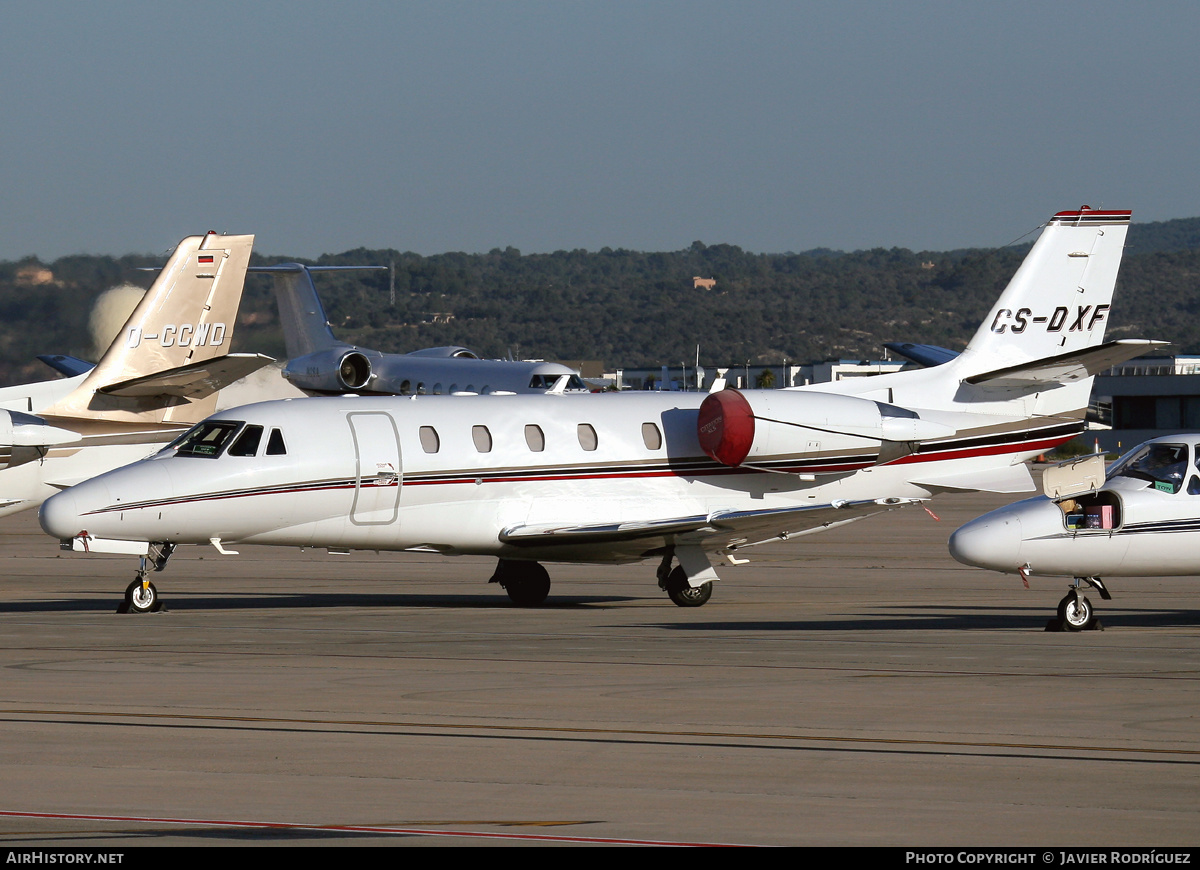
[3,1,1197,260]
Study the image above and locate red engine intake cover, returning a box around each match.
[697,389,755,467]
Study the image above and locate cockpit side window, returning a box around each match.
[1108,442,1189,493]
[228,425,264,457]
[266,428,287,456]
[174,421,243,458]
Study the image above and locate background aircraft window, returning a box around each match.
[175,421,243,458]
[641,422,662,450]
[266,428,287,455]
[228,424,264,457]
[433,382,443,395]
[449,383,458,394]
[472,425,493,453]
[525,424,545,452]
[577,423,598,451]
[419,426,441,453]
[417,382,426,395]
[399,380,412,395]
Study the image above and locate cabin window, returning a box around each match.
[228,424,264,457]
[525,424,545,452]
[433,382,443,395]
[449,383,458,394]
[419,426,441,453]
[416,382,426,395]
[399,380,412,395]
[174,421,243,458]
[641,422,663,450]
[1188,476,1200,496]
[577,423,598,451]
[472,425,493,453]
[266,428,287,455]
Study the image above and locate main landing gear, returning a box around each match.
[490,559,552,606]
[117,543,175,614]
[1047,576,1111,632]
[656,547,716,608]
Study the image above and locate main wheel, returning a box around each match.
[124,579,159,614]
[1057,591,1093,631]
[664,566,713,608]
[501,562,551,607]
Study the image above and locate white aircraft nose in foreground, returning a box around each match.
[951,436,1200,631]
[42,208,1161,613]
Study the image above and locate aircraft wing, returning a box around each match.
[965,339,1168,387]
[98,353,275,399]
[499,498,912,556]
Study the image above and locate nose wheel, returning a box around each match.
[116,543,174,614]
[121,578,161,614]
[1048,579,1107,632]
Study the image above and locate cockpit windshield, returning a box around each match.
[173,421,244,458]
[1106,442,1190,493]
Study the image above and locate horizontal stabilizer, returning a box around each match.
[964,340,1168,387]
[882,342,959,368]
[37,355,95,377]
[98,353,275,399]
[910,462,1035,493]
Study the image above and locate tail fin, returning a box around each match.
[41,232,255,425]
[250,264,389,358]
[954,207,1131,379]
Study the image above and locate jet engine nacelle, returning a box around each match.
[697,388,955,467]
[0,409,83,469]
[282,348,379,392]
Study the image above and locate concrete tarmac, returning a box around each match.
[1,489,1198,847]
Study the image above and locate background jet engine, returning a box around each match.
[697,388,954,467]
[282,348,380,392]
[0,409,82,470]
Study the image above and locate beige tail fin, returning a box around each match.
[41,232,255,426]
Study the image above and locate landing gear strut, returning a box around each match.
[117,543,174,614]
[490,559,551,606]
[1047,576,1110,632]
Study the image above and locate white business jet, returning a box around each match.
[41,208,1160,613]
[251,264,588,395]
[950,436,1200,631]
[0,232,271,517]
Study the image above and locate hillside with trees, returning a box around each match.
[2,216,1200,385]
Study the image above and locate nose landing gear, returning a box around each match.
[116,543,174,614]
[1047,577,1110,632]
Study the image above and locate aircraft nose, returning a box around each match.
[948,509,1023,572]
[39,488,86,540]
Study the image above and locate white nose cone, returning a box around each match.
[40,488,85,540]
[949,509,1023,573]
